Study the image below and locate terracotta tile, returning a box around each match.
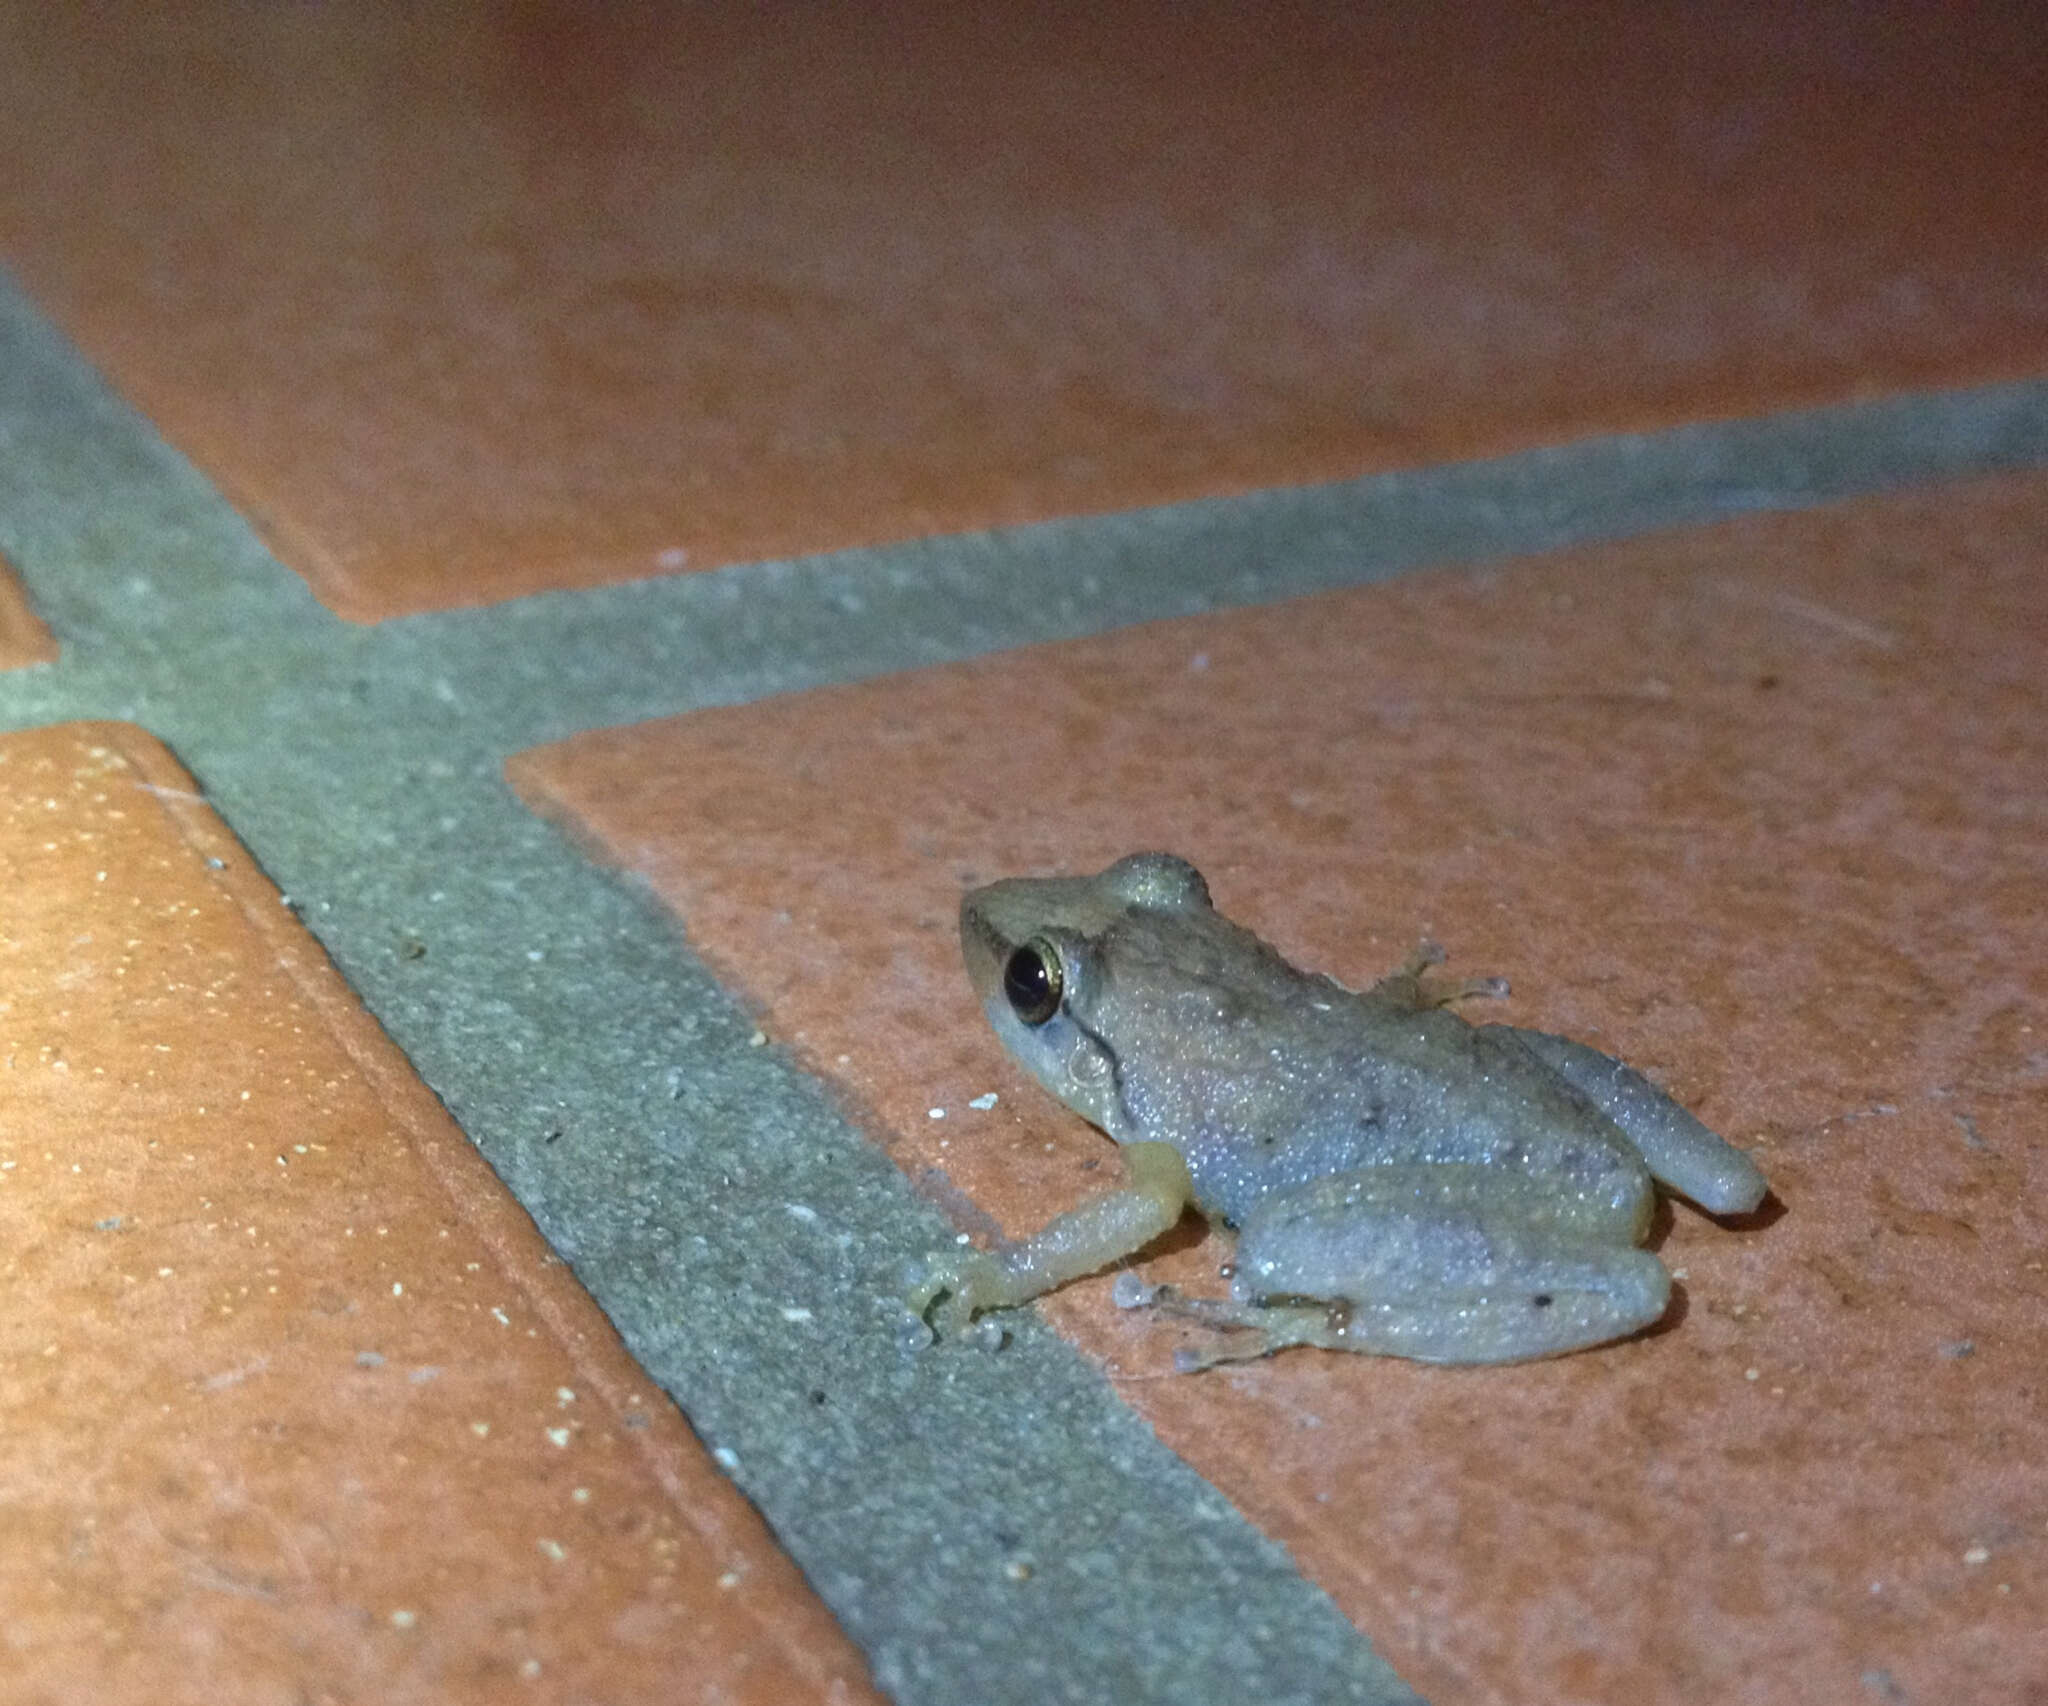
[509,471,2048,1705]
[0,550,57,667]
[4,5,2047,622]
[0,724,875,1705]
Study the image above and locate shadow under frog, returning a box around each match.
[907,853,1768,1368]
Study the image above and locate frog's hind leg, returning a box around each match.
[1490,1026,1767,1216]
[1155,1258,1670,1368]
[1217,1164,1671,1365]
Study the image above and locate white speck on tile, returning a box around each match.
[784,1202,819,1224]
[713,1446,739,1472]
[717,1570,742,1590]
[1963,1546,1990,1566]
[928,1107,946,1120]
[392,1282,404,1297]
[471,1422,490,1438]
[781,1307,813,1323]
[491,1307,511,1326]
[537,1538,566,1562]
[556,1387,575,1405]
[969,1093,998,1110]
[390,1610,417,1630]
[546,1427,571,1449]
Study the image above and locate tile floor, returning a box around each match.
[509,472,2048,1704]
[1,4,2045,1703]
[4,4,2047,619]
[0,725,869,1706]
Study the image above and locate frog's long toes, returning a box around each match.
[901,1262,942,1320]
[903,1257,977,1336]
[895,1312,937,1354]
[1171,1331,1274,1374]
[1110,1270,1165,1310]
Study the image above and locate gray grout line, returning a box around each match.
[226,374,2048,757]
[443,378,2048,755]
[4,271,2048,1705]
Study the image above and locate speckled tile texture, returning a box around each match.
[3,3,2046,619]
[0,550,56,667]
[0,723,876,1706]
[510,471,2048,1705]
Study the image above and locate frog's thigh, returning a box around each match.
[1231,1165,1670,1364]
[1490,1025,1767,1215]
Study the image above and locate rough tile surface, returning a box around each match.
[0,722,876,1706]
[3,3,2046,620]
[0,550,57,667]
[511,473,2048,1706]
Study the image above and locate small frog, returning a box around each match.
[907,853,1767,1366]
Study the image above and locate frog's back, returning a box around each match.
[1109,950,1650,1227]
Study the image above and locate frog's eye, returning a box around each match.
[1002,938,1064,1026]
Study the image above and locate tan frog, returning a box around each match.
[907,853,1767,1366]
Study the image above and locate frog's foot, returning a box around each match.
[1371,939,1511,1012]
[1137,1287,1341,1372]
[903,1245,1016,1339]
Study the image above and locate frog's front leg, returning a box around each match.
[1368,939,1511,1012]
[1161,1164,1670,1367]
[906,1141,1196,1337]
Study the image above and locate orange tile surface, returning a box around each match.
[510,472,2048,1705]
[4,4,2047,622]
[0,551,57,667]
[0,723,875,1705]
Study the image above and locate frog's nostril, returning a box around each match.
[1004,939,1064,1026]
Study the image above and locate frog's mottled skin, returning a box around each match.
[906,852,1767,1367]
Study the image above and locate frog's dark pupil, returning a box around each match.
[1003,941,1063,1026]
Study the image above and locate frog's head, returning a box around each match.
[959,853,1212,1140]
